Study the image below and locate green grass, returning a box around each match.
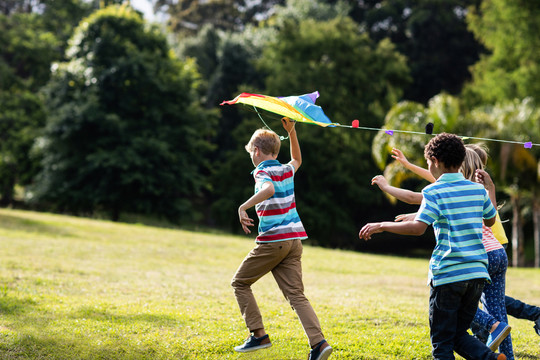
[0,208,539,359]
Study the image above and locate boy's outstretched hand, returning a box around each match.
[395,213,416,222]
[371,175,389,191]
[238,207,254,234]
[391,148,410,167]
[359,223,383,241]
[281,117,296,132]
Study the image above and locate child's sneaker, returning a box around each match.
[234,334,271,352]
[308,339,332,360]
[487,322,511,351]
[534,317,540,336]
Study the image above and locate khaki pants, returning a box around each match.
[231,239,324,347]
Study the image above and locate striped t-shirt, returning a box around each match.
[252,160,307,243]
[415,172,497,287]
[482,225,504,252]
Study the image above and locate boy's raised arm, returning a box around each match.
[282,117,301,171]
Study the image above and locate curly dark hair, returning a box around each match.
[424,133,466,169]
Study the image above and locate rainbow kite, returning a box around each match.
[220,91,338,127]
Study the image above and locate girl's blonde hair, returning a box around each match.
[465,143,489,166]
[461,147,484,181]
[245,128,280,155]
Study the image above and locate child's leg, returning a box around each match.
[271,239,325,347]
[483,249,513,359]
[231,243,290,333]
[431,279,495,360]
[505,295,540,321]
[471,307,497,343]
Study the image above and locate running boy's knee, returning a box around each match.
[231,277,247,290]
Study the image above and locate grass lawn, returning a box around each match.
[0,208,539,359]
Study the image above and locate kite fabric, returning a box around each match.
[220,91,338,127]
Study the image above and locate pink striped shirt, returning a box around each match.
[482,225,504,252]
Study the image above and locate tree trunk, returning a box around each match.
[510,193,525,267]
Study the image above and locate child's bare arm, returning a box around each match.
[359,220,428,240]
[476,169,496,205]
[371,175,423,205]
[238,182,275,234]
[282,117,301,171]
[392,148,436,183]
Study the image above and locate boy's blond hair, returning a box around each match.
[461,147,484,181]
[245,128,281,156]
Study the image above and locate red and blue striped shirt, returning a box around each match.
[252,160,307,243]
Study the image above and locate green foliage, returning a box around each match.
[371,94,496,196]
[325,0,485,104]
[156,0,286,35]
[0,90,45,206]
[1,208,540,359]
[0,12,59,205]
[470,98,540,188]
[0,13,59,90]
[40,0,94,49]
[33,5,216,221]
[213,15,410,245]
[466,0,540,105]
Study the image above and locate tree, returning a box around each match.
[374,95,540,266]
[477,99,540,267]
[465,0,540,105]
[213,15,410,246]
[0,12,58,205]
[320,0,485,104]
[33,4,216,221]
[371,94,489,196]
[155,0,285,35]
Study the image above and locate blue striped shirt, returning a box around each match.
[415,173,497,286]
[253,160,307,243]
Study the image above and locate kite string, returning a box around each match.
[249,105,538,147]
[253,106,289,141]
[332,123,539,147]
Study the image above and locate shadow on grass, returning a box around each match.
[0,294,37,315]
[72,305,181,326]
[0,331,181,360]
[0,214,75,238]
[514,353,539,360]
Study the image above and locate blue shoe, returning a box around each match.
[487,322,511,351]
[308,340,333,360]
[234,334,271,353]
[534,317,540,336]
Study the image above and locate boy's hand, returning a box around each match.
[371,175,389,190]
[281,117,296,133]
[391,148,410,168]
[238,207,254,234]
[395,213,416,222]
[359,223,383,241]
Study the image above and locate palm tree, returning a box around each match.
[373,95,540,267]
[484,98,540,267]
[371,94,489,201]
